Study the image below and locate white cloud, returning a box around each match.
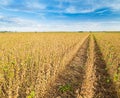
[65,6,95,13]
[96,9,108,14]
[0,0,120,14]
[9,18,39,26]
[65,6,76,13]
[25,1,46,10]
[1,16,120,31]
[0,14,4,19]
[108,3,120,11]
[0,0,120,31]
[93,0,120,12]
[57,0,120,14]
[0,16,42,31]
[0,0,12,6]
[0,0,47,12]
[40,22,120,31]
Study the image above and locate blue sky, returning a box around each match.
[0,0,120,31]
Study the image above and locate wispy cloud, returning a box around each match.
[0,0,47,12]
[65,6,95,14]
[0,14,4,19]
[25,0,47,10]
[0,15,41,28]
[0,0,120,14]
[1,15,120,31]
[96,9,109,14]
[0,0,120,31]
[0,0,12,6]
[57,0,120,14]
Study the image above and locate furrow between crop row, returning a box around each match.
[93,35,118,98]
[44,34,118,98]
[43,35,90,98]
[78,35,118,98]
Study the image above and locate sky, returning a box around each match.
[0,0,120,31]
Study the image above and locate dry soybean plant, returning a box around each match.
[0,33,88,98]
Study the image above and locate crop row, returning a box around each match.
[94,33,120,96]
[0,33,88,98]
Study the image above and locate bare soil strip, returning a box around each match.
[44,36,90,98]
[93,36,118,98]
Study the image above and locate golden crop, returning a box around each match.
[0,32,88,98]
